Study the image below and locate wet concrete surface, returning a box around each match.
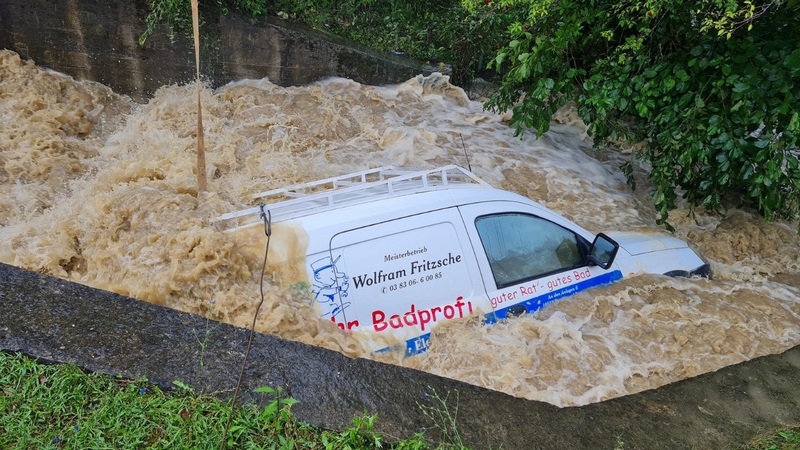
[2,261,799,449]
[0,0,435,101]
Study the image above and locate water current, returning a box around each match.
[2,50,799,407]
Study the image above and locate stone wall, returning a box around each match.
[0,0,431,101]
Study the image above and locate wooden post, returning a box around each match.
[191,0,208,192]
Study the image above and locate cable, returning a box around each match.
[220,203,271,450]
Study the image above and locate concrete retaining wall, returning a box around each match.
[0,0,432,101]
[2,262,799,449]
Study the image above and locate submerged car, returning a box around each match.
[218,165,710,356]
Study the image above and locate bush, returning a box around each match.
[139,0,266,45]
[477,0,800,229]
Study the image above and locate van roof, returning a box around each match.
[216,165,495,231]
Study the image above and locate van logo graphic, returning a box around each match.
[310,256,350,320]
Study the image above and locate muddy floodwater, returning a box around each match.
[2,50,799,407]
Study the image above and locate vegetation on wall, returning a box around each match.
[263,0,523,85]
[139,0,266,45]
[139,0,517,85]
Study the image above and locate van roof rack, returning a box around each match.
[215,165,489,231]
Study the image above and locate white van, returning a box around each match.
[218,166,710,356]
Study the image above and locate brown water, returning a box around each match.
[2,50,799,407]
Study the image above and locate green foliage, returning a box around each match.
[417,387,465,449]
[480,0,800,227]
[267,0,479,83]
[139,0,267,45]
[253,385,300,425]
[320,414,387,450]
[139,0,194,45]
[274,0,451,56]
[695,0,781,38]
[0,353,435,449]
[746,423,800,449]
[447,3,528,84]
[139,0,518,85]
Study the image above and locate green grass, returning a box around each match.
[0,352,439,449]
[2,351,798,450]
[745,425,800,450]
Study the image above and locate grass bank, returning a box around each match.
[0,352,443,449]
[745,425,800,450]
[2,351,798,449]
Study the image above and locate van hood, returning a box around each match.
[607,232,689,256]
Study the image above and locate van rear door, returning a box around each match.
[328,207,488,355]
[458,202,623,321]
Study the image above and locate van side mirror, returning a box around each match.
[588,233,619,270]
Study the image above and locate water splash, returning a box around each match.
[1,50,798,407]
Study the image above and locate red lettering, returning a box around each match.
[573,267,590,280]
[431,306,442,322]
[491,291,519,308]
[332,315,358,331]
[370,296,475,333]
[404,304,418,326]
[455,297,465,316]
[418,309,432,331]
[520,284,535,295]
[372,310,387,332]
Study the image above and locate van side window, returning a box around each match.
[475,213,584,288]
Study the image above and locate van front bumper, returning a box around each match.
[664,263,713,280]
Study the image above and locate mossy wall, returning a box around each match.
[0,0,430,101]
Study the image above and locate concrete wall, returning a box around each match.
[0,0,432,101]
